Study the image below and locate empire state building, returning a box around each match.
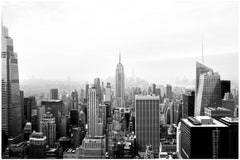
[115,52,125,108]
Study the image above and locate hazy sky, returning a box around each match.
[2,0,238,85]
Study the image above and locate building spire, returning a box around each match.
[119,50,121,63]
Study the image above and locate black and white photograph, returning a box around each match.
[1,0,239,159]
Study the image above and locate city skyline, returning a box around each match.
[1,0,238,84]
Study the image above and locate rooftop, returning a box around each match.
[221,117,239,123]
[42,100,62,103]
[206,107,231,112]
[183,116,227,127]
[135,95,160,100]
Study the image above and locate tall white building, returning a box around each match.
[2,25,23,144]
[115,53,125,108]
[195,72,222,116]
[88,86,99,136]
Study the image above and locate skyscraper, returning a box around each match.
[182,91,195,118]
[105,82,111,102]
[71,89,78,110]
[195,72,222,116]
[115,52,125,108]
[29,131,47,158]
[94,78,102,102]
[180,116,229,159]
[195,62,213,106]
[221,80,230,99]
[2,25,23,144]
[166,84,172,102]
[85,84,89,101]
[40,112,56,146]
[24,96,36,123]
[135,95,160,155]
[88,86,99,136]
[50,89,58,100]
[219,117,239,159]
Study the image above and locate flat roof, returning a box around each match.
[42,100,62,102]
[183,116,227,128]
[206,107,231,112]
[221,117,239,123]
[135,95,160,100]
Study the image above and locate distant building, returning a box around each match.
[40,112,56,146]
[222,92,235,116]
[29,131,46,158]
[94,77,102,102]
[23,122,32,141]
[115,53,125,108]
[50,89,58,100]
[195,72,222,116]
[38,105,46,131]
[152,83,156,95]
[85,84,89,101]
[70,109,79,127]
[88,87,99,136]
[182,91,195,118]
[105,82,112,102]
[166,84,172,102]
[180,116,229,159]
[135,95,160,154]
[24,96,36,123]
[204,107,231,120]
[71,90,78,110]
[219,117,238,159]
[20,91,25,129]
[221,80,230,99]
[79,136,106,159]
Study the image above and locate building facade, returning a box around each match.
[50,89,58,100]
[40,112,56,146]
[135,95,160,154]
[88,87,99,136]
[195,72,222,116]
[2,25,23,144]
[115,53,125,108]
[180,116,229,159]
[29,131,47,158]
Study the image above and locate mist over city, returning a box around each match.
[1,0,239,159]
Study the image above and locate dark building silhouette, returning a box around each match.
[182,91,195,118]
[135,95,160,155]
[180,116,229,159]
[70,109,79,127]
[20,91,24,129]
[219,117,239,159]
[24,96,36,123]
[221,80,230,99]
[50,89,58,100]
